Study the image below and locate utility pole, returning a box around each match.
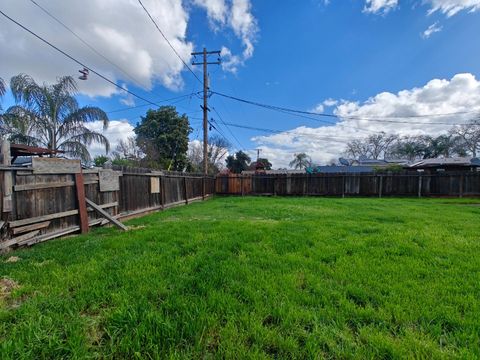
[191,48,221,175]
[256,148,261,162]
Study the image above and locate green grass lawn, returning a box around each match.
[1,197,480,359]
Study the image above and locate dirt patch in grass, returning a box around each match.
[5,256,20,263]
[0,277,19,300]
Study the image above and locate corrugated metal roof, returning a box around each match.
[409,157,480,168]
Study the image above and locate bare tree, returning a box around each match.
[188,135,231,173]
[450,119,480,157]
[345,132,398,160]
[112,136,143,161]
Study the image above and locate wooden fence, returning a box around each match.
[0,153,214,250]
[216,173,480,197]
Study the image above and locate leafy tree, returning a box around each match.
[0,77,5,109]
[450,119,480,157]
[226,151,251,174]
[4,74,109,161]
[289,153,311,169]
[135,107,191,170]
[93,155,109,167]
[389,136,430,161]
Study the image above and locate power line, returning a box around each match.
[0,10,183,109]
[211,90,478,125]
[221,121,360,144]
[136,0,202,84]
[29,0,149,90]
[211,106,245,150]
[107,91,202,114]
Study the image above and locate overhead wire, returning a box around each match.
[28,0,152,91]
[211,90,478,125]
[0,10,196,109]
[136,0,202,84]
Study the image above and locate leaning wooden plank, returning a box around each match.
[14,181,75,192]
[12,221,51,235]
[0,230,40,249]
[22,226,80,246]
[86,202,118,212]
[85,198,127,231]
[32,157,81,174]
[9,209,79,228]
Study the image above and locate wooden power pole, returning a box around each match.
[191,48,221,175]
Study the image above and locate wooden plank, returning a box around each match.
[12,221,50,235]
[32,157,81,174]
[86,201,118,212]
[99,170,120,192]
[0,230,40,249]
[9,209,79,228]
[150,177,160,194]
[22,226,80,246]
[14,181,75,192]
[75,173,89,234]
[85,198,127,230]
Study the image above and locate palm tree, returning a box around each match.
[5,74,109,161]
[0,77,5,99]
[289,153,311,170]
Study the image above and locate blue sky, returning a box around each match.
[1,0,480,167]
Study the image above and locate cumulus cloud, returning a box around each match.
[0,0,193,97]
[425,0,480,17]
[363,0,399,14]
[0,0,258,97]
[254,73,480,168]
[86,119,135,158]
[195,0,257,73]
[422,22,443,38]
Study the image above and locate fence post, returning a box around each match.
[161,175,166,208]
[202,176,206,200]
[184,176,189,204]
[459,174,464,198]
[418,174,422,198]
[241,176,244,196]
[378,175,383,198]
[1,140,12,214]
[159,176,165,209]
[273,177,277,196]
[74,172,89,234]
[342,175,346,198]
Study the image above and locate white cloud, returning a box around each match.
[0,0,258,97]
[363,0,399,14]
[311,104,325,114]
[422,22,443,38]
[364,0,480,16]
[86,119,135,158]
[254,73,480,168]
[323,98,338,107]
[194,0,257,73]
[425,0,480,17]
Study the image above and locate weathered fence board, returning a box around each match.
[0,161,215,250]
[216,172,480,197]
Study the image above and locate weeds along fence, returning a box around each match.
[216,173,480,197]
[0,156,214,250]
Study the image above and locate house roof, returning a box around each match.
[314,166,375,173]
[10,144,63,158]
[409,157,480,168]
